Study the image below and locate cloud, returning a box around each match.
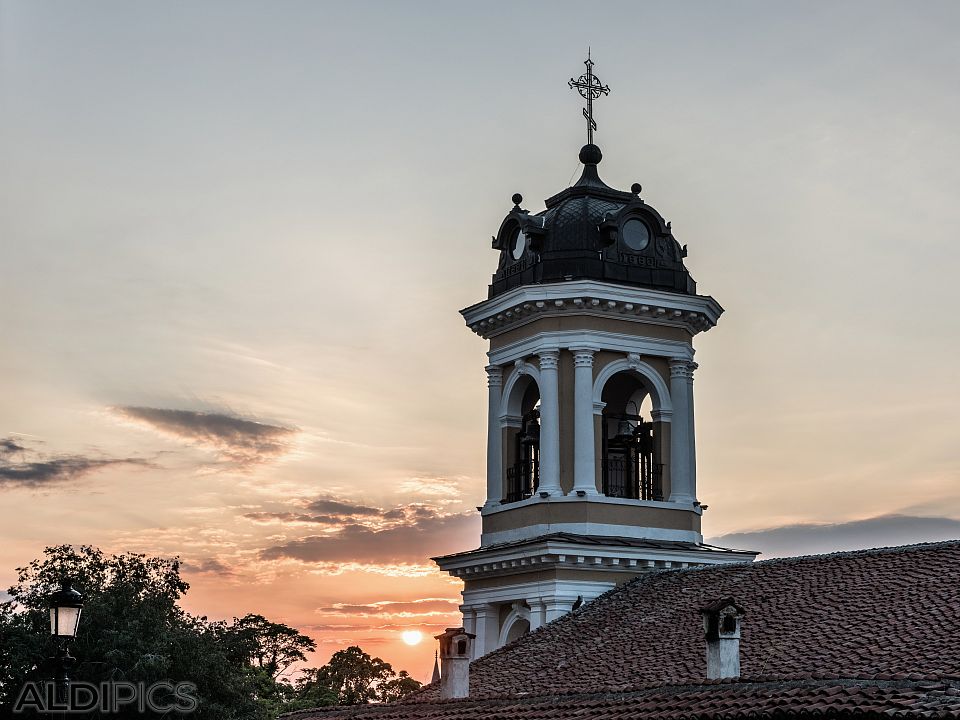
[0,436,149,490]
[306,498,379,516]
[259,503,479,565]
[113,406,296,467]
[317,599,461,618]
[396,476,463,500]
[708,514,960,559]
[181,558,235,576]
[0,438,26,455]
[244,497,388,526]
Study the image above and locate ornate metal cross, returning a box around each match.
[568,49,610,145]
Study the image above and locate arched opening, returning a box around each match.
[504,380,540,503]
[504,617,530,645]
[600,371,663,500]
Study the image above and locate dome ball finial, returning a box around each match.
[579,144,602,165]
[631,183,642,195]
[511,193,523,207]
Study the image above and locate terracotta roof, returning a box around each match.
[286,540,960,719]
[287,678,960,720]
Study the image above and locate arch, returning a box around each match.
[500,361,541,420]
[592,356,672,414]
[498,607,531,647]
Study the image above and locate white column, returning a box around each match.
[460,605,477,637]
[571,349,598,496]
[544,598,574,623]
[472,604,500,658]
[537,349,561,496]
[687,361,698,502]
[484,365,503,508]
[527,599,546,631]
[668,358,697,505]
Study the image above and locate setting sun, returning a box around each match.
[401,630,423,646]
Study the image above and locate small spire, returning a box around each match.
[431,650,441,684]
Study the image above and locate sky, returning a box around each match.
[1,0,959,682]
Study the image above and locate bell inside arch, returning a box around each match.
[521,415,540,445]
[614,418,635,442]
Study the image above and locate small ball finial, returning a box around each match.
[512,193,523,207]
[631,183,642,195]
[578,144,602,165]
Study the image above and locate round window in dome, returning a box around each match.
[510,227,527,260]
[621,219,650,251]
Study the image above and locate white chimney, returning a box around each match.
[700,598,744,679]
[435,627,475,699]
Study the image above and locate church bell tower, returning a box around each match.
[434,55,756,658]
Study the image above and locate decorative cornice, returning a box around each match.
[434,536,757,579]
[461,280,723,339]
[489,329,693,366]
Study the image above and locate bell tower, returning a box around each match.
[434,55,757,658]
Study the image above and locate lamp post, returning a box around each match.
[48,579,83,713]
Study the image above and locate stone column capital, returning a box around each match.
[572,349,595,367]
[485,364,503,387]
[669,358,698,379]
[651,408,673,423]
[538,349,560,370]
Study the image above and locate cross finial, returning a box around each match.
[568,49,610,145]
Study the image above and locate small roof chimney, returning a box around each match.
[435,627,475,699]
[700,597,744,680]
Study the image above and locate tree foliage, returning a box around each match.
[0,545,421,719]
[292,646,422,706]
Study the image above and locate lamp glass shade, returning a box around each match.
[50,605,82,637]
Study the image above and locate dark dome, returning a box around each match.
[489,146,695,298]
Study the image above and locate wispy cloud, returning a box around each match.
[256,497,479,567]
[244,496,385,526]
[708,514,960,559]
[0,436,149,489]
[113,406,296,468]
[181,558,235,576]
[318,598,461,618]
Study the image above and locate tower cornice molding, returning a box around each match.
[461,280,723,339]
[488,329,693,366]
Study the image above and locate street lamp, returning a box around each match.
[48,579,83,711]
[49,579,83,639]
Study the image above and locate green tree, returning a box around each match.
[0,545,422,718]
[231,613,316,681]
[294,646,422,705]
[0,546,299,719]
